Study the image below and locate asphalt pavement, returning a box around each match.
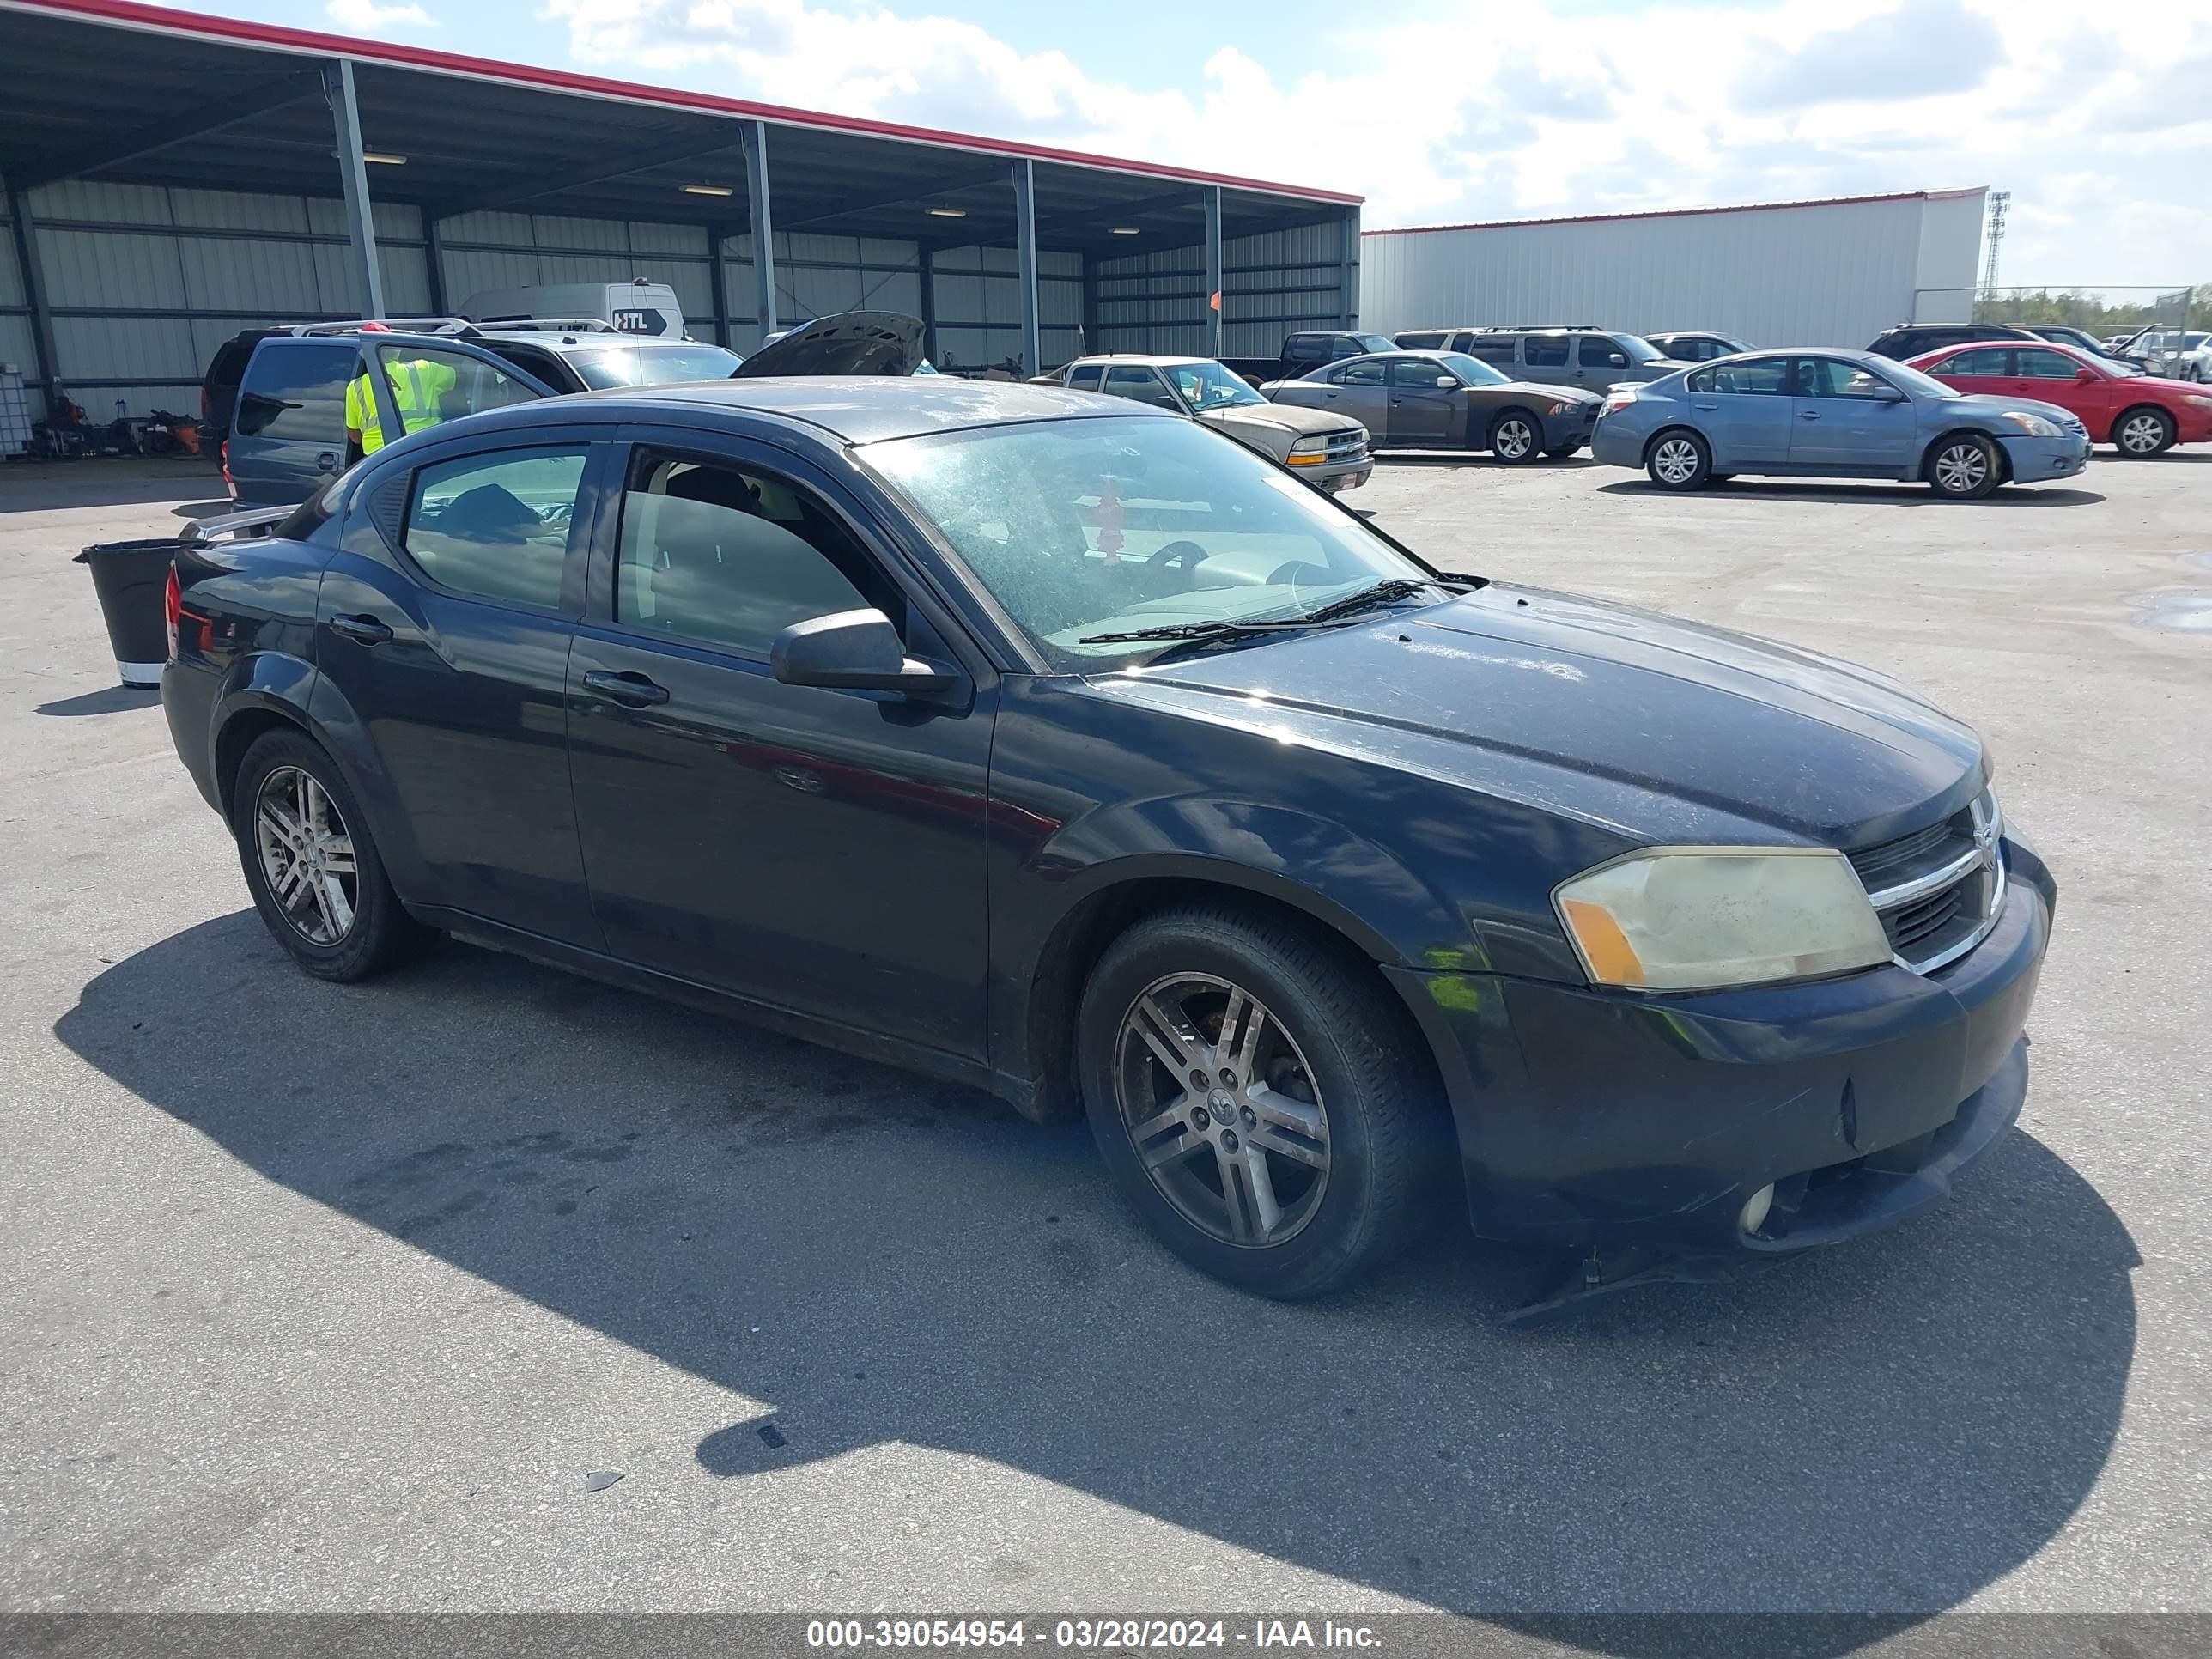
[1,449,2206,1637]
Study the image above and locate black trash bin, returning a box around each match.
[76,538,179,690]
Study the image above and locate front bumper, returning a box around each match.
[1388,832,2056,1255]
[1540,404,1601,450]
[2000,429,2090,482]
[1297,455,1371,492]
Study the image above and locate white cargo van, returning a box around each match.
[459,279,686,339]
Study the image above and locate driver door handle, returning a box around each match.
[328,613,392,646]
[1798,410,1822,421]
[581,669,670,708]
[1692,401,1719,411]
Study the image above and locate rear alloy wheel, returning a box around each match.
[1646,430,1711,490]
[234,729,431,981]
[1927,434,2001,498]
[1078,906,1440,1299]
[1488,410,1541,465]
[2113,406,2176,457]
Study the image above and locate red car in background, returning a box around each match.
[1905,338,2212,457]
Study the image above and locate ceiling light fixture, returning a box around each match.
[926,206,968,218]
[1109,226,1141,235]
[361,151,407,166]
[683,183,735,197]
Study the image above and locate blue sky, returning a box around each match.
[155,0,2212,289]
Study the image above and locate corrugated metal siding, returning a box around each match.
[440,212,715,331]
[1360,197,1942,348]
[1097,216,1354,357]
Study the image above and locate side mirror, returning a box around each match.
[1434,374,1457,389]
[2076,368,2099,382]
[1872,385,1907,403]
[771,609,957,697]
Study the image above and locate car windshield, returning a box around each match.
[1879,359,1960,399]
[1167,362,1267,410]
[1437,351,1508,386]
[1615,334,1665,364]
[566,343,746,389]
[862,416,1435,670]
[1351,334,1395,353]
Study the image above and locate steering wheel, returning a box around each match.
[1146,539,1207,572]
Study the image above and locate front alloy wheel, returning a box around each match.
[255,765,357,945]
[1489,412,1540,464]
[1929,434,2000,498]
[1116,974,1329,1247]
[2115,408,2175,456]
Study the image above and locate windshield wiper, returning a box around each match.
[1079,617,1356,644]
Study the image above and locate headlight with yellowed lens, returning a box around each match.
[1553,847,1891,992]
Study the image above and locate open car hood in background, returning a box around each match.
[732,312,928,378]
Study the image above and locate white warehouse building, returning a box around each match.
[1360,189,1988,349]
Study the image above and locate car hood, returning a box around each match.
[1948,392,2083,424]
[1092,585,1984,847]
[732,310,927,377]
[1492,380,1602,405]
[1201,403,1361,436]
[2118,373,2208,398]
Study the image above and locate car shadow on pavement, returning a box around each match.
[169,500,238,519]
[34,685,162,717]
[1375,453,1598,471]
[56,914,2139,1651]
[1597,480,2106,507]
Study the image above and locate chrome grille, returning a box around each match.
[1324,428,1367,461]
[1846,789,2005,975]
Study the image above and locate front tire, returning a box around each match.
[233,729,431,981]
[1077,906,1440,1300]
[1925,433,2001,498]
[1487,410,1542,465]
[2113,406,2176,457]
[1646,428,1711,490]
[1545,441,1583,459]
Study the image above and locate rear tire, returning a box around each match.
[2112,405,2176,457]
[1925,433,2001,498]
[233,729,431,982]
[1077,905,1443,1300]
[1487,410,1542,465]
[1645,428,1711,490]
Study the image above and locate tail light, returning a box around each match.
[220,437,234,500]
[163,564,182,662]
[1601,389,1638,416]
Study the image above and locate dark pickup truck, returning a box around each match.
[1221,331,1397,386]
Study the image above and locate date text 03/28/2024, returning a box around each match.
[805,1619,1383,1650]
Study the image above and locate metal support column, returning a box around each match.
[323,58,385,319]
[423,214,448,316]
[1080,252,1099,357]
[1339,206,1359,329]
[710,226,732,348]
[5,185,59,414]
[1013,157,1040,377]
[742,122,776,342]
[1204,185,1224,359]
[918,243,939,366]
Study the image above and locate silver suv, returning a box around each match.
[1461,327,1690,390]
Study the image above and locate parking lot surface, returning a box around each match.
[3,452,2208,1626]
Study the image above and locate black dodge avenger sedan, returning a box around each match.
[162,377,2054,1303]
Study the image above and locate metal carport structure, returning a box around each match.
[0,0,1361,421]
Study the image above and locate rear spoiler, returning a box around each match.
[183,505,294,544]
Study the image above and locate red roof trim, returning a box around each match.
[6,0,1363,206]
[1364,188,1984,237]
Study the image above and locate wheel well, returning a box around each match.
[1022,877,1439,1126]
[213,708,310,824]
[2115,402,2172,434]
[1920,427,2008,482]
[1641,424,1702,465]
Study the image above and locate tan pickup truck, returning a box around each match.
[1048,355,1373,492]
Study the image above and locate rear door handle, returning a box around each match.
[328,613,392,646]
[1692,401,1719,411]
[581,668,670,708]
[1798,410,1822,421]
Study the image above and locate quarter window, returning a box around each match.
[233,343,355,440]
[403,447,587,610]
[1577,337,1629,369]
[1523,336,1569,368]
[1328,359,1387,386]
[614,449,892,658]
[1067,363,1103,391]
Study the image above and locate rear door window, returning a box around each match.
[1328,359,1387,386]
[1465,337,1518,366]
[1395,331,1446,349]
[402,446,589,611]
[1523,336,1569,368]
[1939,347,2012,376]
[1687,357,1790,395]
[234,343,356,440]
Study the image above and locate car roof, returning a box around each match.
[1067,355,1218,368]
[470,376,1175,445]
[474,330,727,355]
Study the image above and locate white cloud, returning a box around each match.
[326,0,436,32]
[538,0,2212,289]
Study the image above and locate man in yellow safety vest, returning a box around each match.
[345,346,459,458]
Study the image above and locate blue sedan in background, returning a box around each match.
[1591,349,2092,499]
